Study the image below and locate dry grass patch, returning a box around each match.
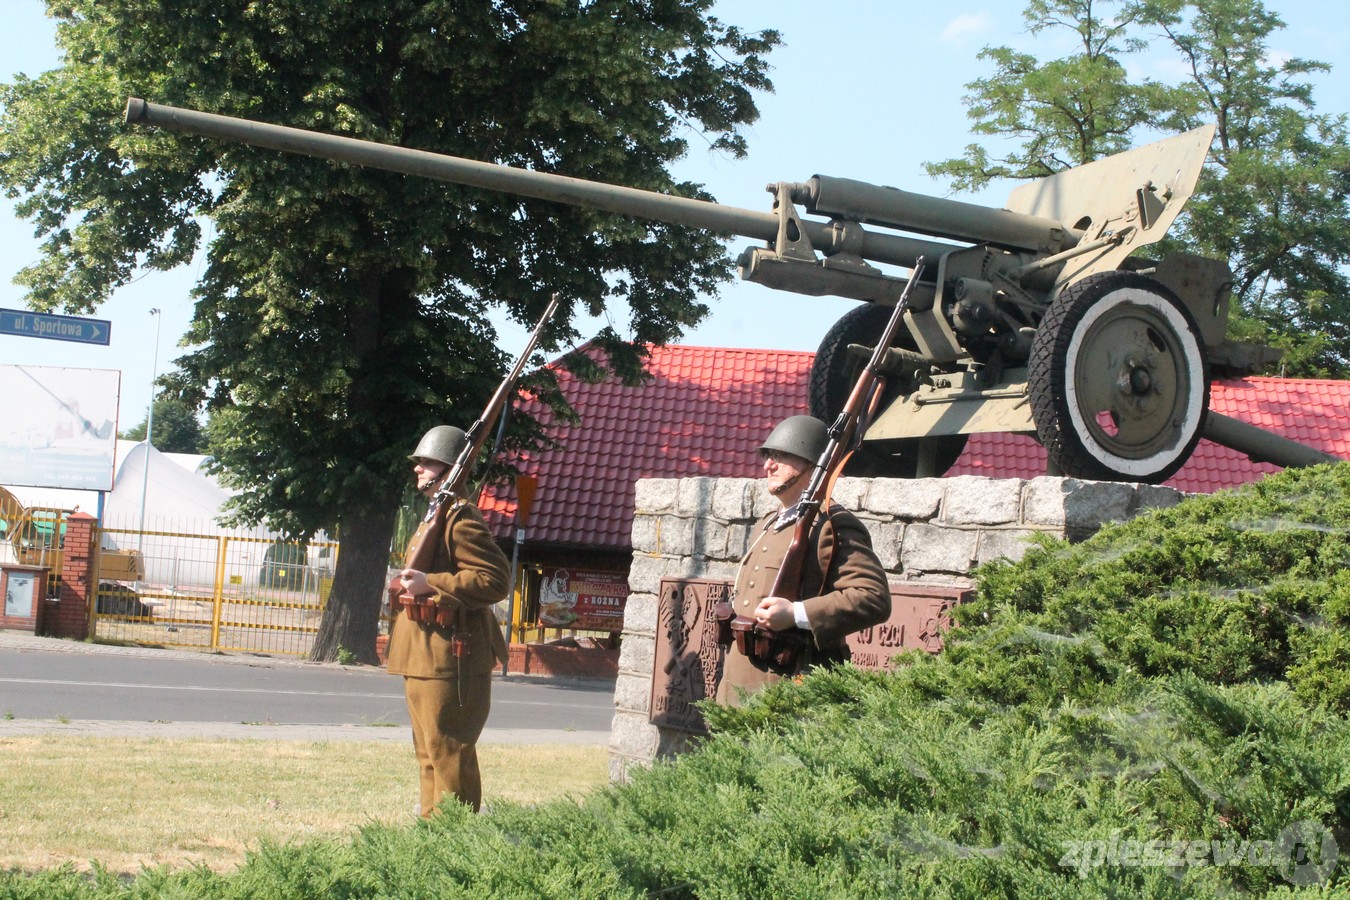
[0,736,606,876]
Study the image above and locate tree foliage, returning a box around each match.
[927,0,1193,188]
[118,392,206,454]
[0,0,779,660]
[1135,0,1350,376]
[926,0,1350,376]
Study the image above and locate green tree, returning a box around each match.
[0,1,778,662]
[120,393,206,454]
[1132,0,1350,376]
[925,0,1193,189]
[926,0,1350,376]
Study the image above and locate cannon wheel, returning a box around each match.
[808,303,967,478]
[1028,271,1209,483]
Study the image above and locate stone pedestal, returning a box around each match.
[608,474,1184,781]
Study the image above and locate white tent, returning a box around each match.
[98,442,267,587]
[5,441,332,590]
[104,441,232,531]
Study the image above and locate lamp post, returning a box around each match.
[136,308,162,559]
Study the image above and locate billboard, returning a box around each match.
[539,567,629,631]
[0,365,121,491]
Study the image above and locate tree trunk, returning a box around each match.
[310,503,399,664]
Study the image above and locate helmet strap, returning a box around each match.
[769,468,804,497]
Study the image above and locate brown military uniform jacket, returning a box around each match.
[716,503,890,705]
[386,501,510,678]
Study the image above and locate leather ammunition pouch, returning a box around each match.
[713,599,736,646]
[387,577,470,657]
[387,576,430,621]
[715,601,813,676]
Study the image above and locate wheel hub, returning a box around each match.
[1128,366,1152,394]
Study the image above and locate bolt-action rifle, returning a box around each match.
[718,260,927,675]
[390,293,561,646]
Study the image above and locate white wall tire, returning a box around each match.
[1028,272,1209,483]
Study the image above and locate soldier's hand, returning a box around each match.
[755,596,796,631]
[399,568,431,596]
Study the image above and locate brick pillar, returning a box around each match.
[49,512,96,639]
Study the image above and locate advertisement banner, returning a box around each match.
[0,365,121,491]
[538,567,628,631]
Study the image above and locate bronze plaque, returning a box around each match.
[847,582,972,671]
[650,578,971,732]
[650,578,730,734]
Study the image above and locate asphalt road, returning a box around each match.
[0,634,615,744]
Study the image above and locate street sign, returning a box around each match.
[0,307,112,346]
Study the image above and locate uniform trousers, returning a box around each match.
[403,671,492,814]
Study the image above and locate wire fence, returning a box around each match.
[93,519,338,657]
[9,511,616,658]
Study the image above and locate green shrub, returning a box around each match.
[5,464,1348,897]
[966,463,1350,711]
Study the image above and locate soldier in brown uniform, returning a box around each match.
[386,425,510,815]
[716,415,891,706]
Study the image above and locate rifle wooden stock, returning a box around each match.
[723,260,927,674]
[392,294,562,631]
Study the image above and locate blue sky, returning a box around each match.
[2,1,1347,435]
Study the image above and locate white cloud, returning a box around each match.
[942,12,993,42]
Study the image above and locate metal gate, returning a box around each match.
[93,522,338,657]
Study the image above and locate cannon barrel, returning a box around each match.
[125,98,965,270]
[794,175,1081,254]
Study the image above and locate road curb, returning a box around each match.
[0,718,609,744]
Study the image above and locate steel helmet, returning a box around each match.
[758,415,827,464]
[409,425,468,466]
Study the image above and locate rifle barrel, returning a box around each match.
[438,294,561,504]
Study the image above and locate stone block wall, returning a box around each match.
[609,474,1185,781]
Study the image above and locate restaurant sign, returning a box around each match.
[539,567,629,630]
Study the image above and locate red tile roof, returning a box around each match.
[948,377,1350,493]
[480,344,814,549]
[481,346,1350,550]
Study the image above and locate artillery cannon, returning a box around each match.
[125,98,1340,483]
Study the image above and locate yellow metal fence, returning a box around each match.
[85,523,615,657]
[93,522,338,657]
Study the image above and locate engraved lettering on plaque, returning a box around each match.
[847,583,972,671]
